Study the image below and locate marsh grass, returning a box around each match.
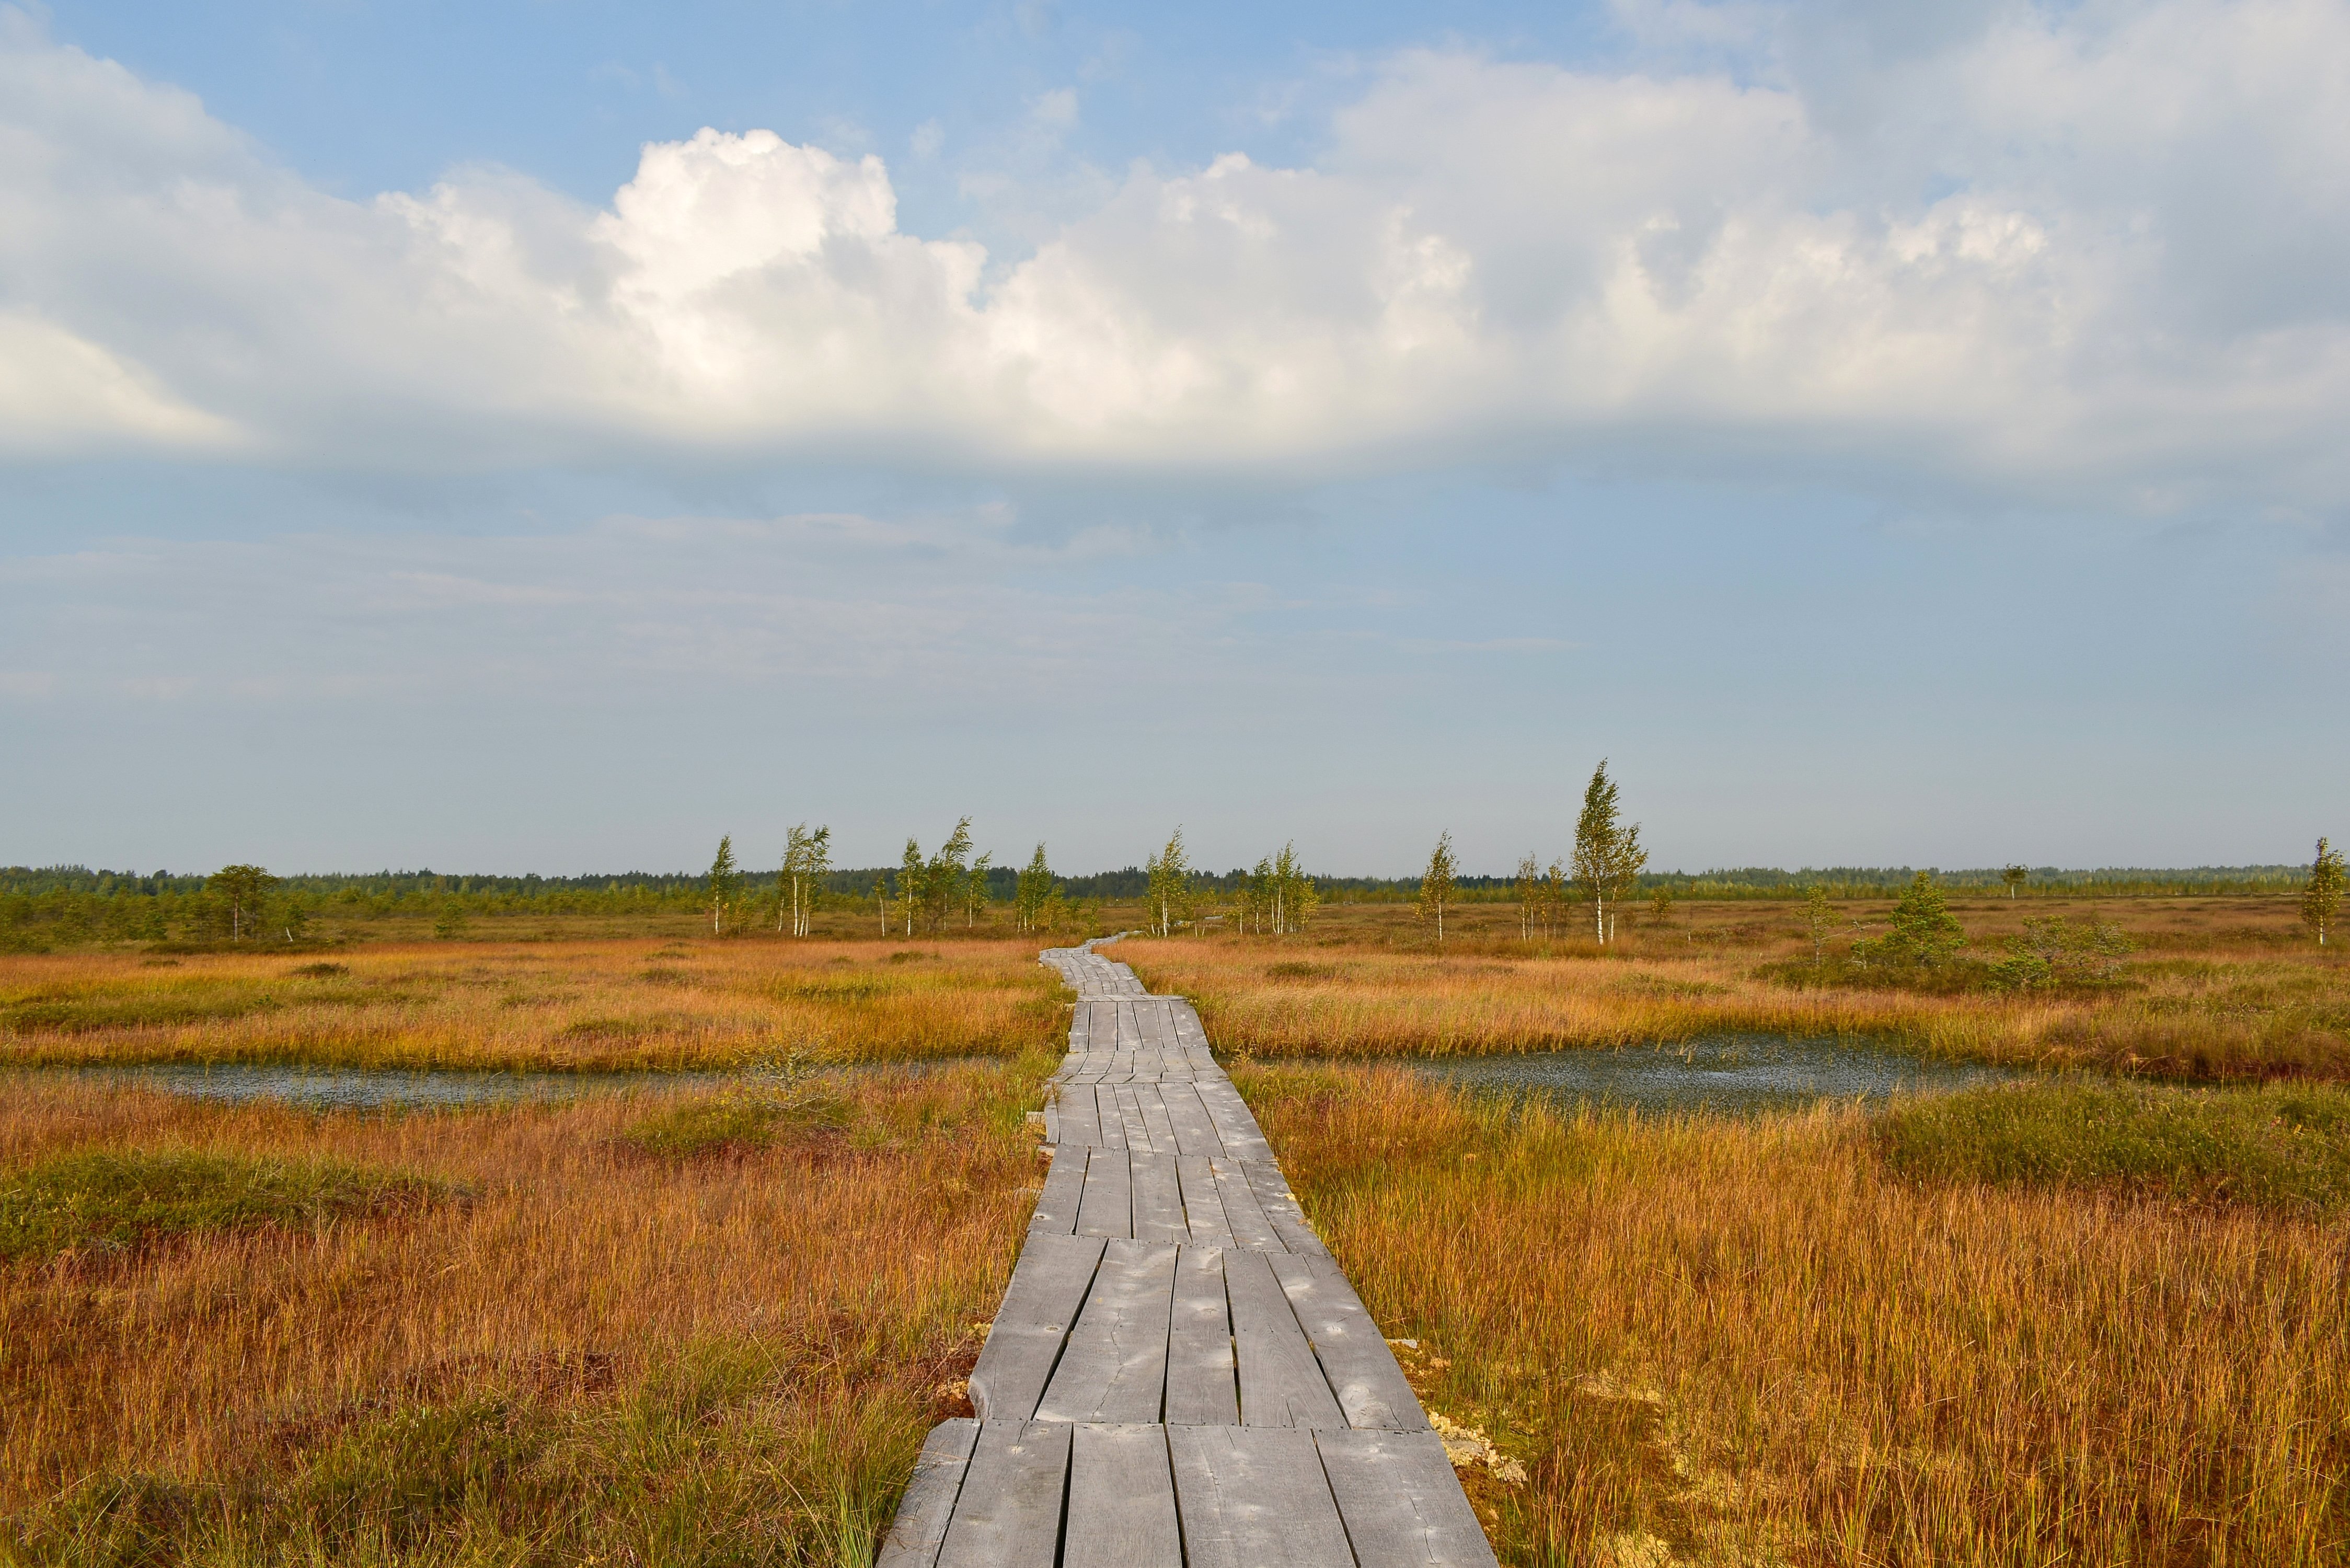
[1238,1063,2350,1566]
[0,1058,1048,1563]
[1119,906,2349,1080]
[0,938,1062,1072]
[1878,1079,2350,1212]
[0,1150,444,1261]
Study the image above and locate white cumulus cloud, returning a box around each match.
[2,0,2347,509]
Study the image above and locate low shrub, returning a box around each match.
[1876,1080,2350,1212]
[0,1149,444,1260]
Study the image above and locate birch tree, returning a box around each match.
[1270,842,1318,935]
[1014,845,1054,933]
[898,838,924,937]
[1415,832,1459,943]
[778,823,831,937]
[207,864,279,942]
[872,874,890,937]
[707,836,741,936]
[1237,859,1271,935]
[965,851,993,927]
[1803,884,1835,967]
[1146,828,1195,937]
[2305,837,2345,947]
[924,818,975,933]
[2002,864,2030,900]
[1514,853,1542,939]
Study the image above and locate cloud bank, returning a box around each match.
[5,0,2347,508]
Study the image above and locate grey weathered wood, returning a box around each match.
[1225,1249,1347,1429]
[1137,1087,1181,1153]
[967,1233,1104,1422]
[1094,1084,1128,1149]
[935,1420,1071,1568]
[1075,1147,1133,1238]
[1111,1085,1154,1150]
[1064,1424,1182,1568]
[1127,1150,1189,1246]
[1036,1240,1177,1424]
[1159,1082,1226,1158]
[1057,1082,1103,1147]
[877,1417,979,1568]
[1028,1143,1088,1236]
[1211,1158,1285,1251]
[1168,1425,1354,1568]
[1174,1155,1237,1250]
[1315,1428,1500,1567]
[1243,1160,1330,1257]
[1165,1246,1239,1427]
[1269,1252,1424,1431]
[1194,1078,1275,1162]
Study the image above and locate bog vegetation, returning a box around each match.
[2,800,2345,1565]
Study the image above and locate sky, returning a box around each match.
[2,0,2345,878]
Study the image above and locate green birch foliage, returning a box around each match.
[1515,854,1542,939]
[1270,842,1317,935]
[1145,829,1195,937]
[965,851,992,927]
[897,839,925,937]
[1014,845,1054,933]
[1803,884,1835,966]
[924,818,975,933]
[705,838,741,936]
[2304,837,2344,947]
[206,864,279,942]
[1572,763,1621,942]
[1415,832,1458,943]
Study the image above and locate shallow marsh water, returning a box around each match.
[1411,1034,2020,1115]
[4,1057,984,1110]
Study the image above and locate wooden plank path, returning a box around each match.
[881,939,1496,1568]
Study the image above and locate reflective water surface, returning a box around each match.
[7,1057,985,1109]
[1410,1034,2018,1116]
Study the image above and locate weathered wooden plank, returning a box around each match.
[1225,1249,1346,1428]
[1212,1158,1285,1251]
[1075,1146,1133,1239]
[1174,1155,1237,1250]
[877,1417,980,1568]
[1036,1239,1177,1424]
[967,1233,1104,1422]
[1127,1150,1189,1246]
[1028,1143,1088,1236]
[1111,1085,1154,1151]
[1165,1246,1239,1427]
[1057,1082,1104,1148]
[1315,1428,1499,1568]
[934,1420,1071,1568]
[1159,1082,1227,1159]
[1136,1086,1180,1154]
[1093,1084,1128,1150]
[1194,1078,1274,1162]
[1168,1425,1354,1568]
[1269,1252,1424,1431]
[1064,1424,1182,1568]
[1242,1160,1330,1257]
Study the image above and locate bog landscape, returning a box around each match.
[4,803,2344,1567]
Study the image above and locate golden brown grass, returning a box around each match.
[1120,895,2350,1080]
[0,938,1062,1071]
[1240,1063,2350,1566]
[0,1062,1048,1563]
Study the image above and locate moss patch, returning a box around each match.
[0,1149,444,1260]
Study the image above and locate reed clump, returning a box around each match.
[1120,910,2349,1080]
[0,1059,1047,1562]
[1239,1063,2350,1565]
[0,938,1063,1071]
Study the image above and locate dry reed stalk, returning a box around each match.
[1242,1064,2350,1566]
[0,938,1063,1071]
[0,1063,1045,1557]
[1120,933,2349,1080]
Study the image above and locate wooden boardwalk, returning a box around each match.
[880,940,1496,1568]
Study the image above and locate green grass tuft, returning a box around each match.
[0,1150,444,1260]
[617,1092,848,1160]
[1876,1080,2350,1213]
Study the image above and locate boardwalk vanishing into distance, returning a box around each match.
[880,939,1496,1568]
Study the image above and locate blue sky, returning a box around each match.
[2,0,2344,877]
